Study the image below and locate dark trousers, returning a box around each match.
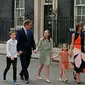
[3,57,17,80]
[19,54,31,81]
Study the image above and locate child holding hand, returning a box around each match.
[3,31,18,85]
[53,44,73,83]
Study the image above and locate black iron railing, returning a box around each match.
[0,19,14,43]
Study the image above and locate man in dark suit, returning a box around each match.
[16,19,36,84]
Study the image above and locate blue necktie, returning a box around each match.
[26,30,29,38]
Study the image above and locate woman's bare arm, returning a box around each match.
[70,33,75,52]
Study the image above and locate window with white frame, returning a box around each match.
[45,0,53,3]
[15,0,25,26]
[75,0,85,24]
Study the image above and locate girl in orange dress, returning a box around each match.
[54,44,73,83]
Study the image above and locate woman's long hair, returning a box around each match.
[76,23,83,32]
[43,30,51,42]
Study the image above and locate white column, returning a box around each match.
[14,0,17,29]
[52,0,58,46]
[34,0,39,45]
[40,0,45,38]
[53,0,58,11]
[34,0,45,43]
[38,0,41,39]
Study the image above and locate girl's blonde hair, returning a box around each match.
[62,43,68,51]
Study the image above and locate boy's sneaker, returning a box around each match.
[13,80,19,85]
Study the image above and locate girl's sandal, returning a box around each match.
[64,79,68,83]
[46,79,51,83]
[37,76,42,80]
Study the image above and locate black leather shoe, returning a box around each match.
[20,77,24,80]
[25,80,29,84]
[19,74,24,80]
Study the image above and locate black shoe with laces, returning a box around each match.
[19,74,24,80]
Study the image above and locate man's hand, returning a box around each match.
[34,50,38,54]
[10,56,14,61]
[18,51,23,55]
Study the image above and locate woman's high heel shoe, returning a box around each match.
[77,82,81,84]
[73,72,76,80]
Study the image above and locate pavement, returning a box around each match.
[0,44,74,62]
[0,54,85,85]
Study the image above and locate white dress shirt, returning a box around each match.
[6,39,18,58]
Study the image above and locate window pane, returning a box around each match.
[77,16,82,23]
[16,0,20,8]
[16,0,25,8]
[82,7,85,15]
[16,9,25,25]
[82,16,85,24]
[81,0,85,4]
[19,0,25,8]
[45,0,52,3]
[45,0,48,3]
[76,0,80,5]
[77,7,81,15]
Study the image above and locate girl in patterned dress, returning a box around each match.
[54,44,73,83]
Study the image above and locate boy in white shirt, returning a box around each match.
[3,31,18,85]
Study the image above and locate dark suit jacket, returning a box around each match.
[16,28,36,55]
